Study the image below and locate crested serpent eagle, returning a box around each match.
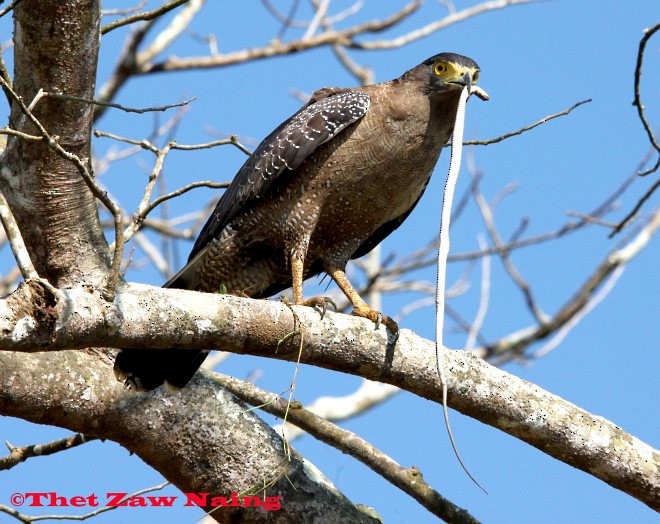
[115,52,481,390]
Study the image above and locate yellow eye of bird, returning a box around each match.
[433,61,448,76]
[473,71,480,83]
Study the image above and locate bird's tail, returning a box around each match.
[114,347,209,391]
[113,256,210,391]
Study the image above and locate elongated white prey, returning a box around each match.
[436,84,489,493]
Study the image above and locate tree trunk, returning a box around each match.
[4,0,108,287]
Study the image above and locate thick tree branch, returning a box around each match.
[0,343,380,523]
[0,277,657,510]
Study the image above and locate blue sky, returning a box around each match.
[1,1,658,523]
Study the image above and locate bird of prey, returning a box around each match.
[115,52,481,391]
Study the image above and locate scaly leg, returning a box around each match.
[291,257,305,304]
[327,265,399,338]
[290,256,336,317]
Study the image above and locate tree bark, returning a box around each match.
[3,0,108,287]
[1,281,658,511]
[0,348,379,523]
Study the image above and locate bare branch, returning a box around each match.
[0,127,42,141]
[101,0,191,35]
[0,189,39,280]
[132,231,171,277]
[533,265,624,358]
[466,235,490,350]
[484,211,660,359]
[215,373,478,524]
[0,0,24,18]
[276,379,400,440]
[565,211,617,229]
[46,92,196,115]
[632,23,660,153]
[355,0,534,50]
[605,25,660,237]
[609,174,660,238]
[141,1,422,73]
[0,434,97,471]
[464,99,592,146]
[142,180,229,218]
[94,129,252,156]
[95,18,157,115]
[471,172,548,324]
[102,2,147,17]
[1,276,658,509]
[638,156,660,177]
[0,481,170,523]
[124,144,173,244]
[0,45,12,107]
[303,0,330,41]
[136,0,204,65]
[260,0,306,32]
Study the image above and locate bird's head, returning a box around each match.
[403,52,480,94]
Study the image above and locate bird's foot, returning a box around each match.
[280,295,337,319]
[301,296,337,319]
[351,305,399,341]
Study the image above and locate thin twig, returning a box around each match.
[124,144,173,243]
[0,434,97,471]
[609,178,660,238]
[639,157,660,177]
[102,1,147,17]
[260,0,306,32]
[136,0,204,66]
[143,1,421,73]
[632,23,660,153]
[46,92,196,114]
[471,171,547,324]
[276,379,400,441]
[354,0,533,50]
[142,180,229,218]
[566,211,617,229]
[0,127,42,141]
[95,24,155,117]
[463,99,592,146]
[466,235,490,350]
[303,0,330,40]
[101,0,191,35]
[0,46,12,106]
[0,482,170,522]
[94,130,252,156]
[533,265,624,358]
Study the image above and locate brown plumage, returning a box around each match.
[115,52,481,390]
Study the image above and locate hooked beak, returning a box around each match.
[448,70,473,91]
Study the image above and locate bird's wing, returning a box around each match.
[187,88,371,261]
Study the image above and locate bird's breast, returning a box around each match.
[314,104,451,218]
